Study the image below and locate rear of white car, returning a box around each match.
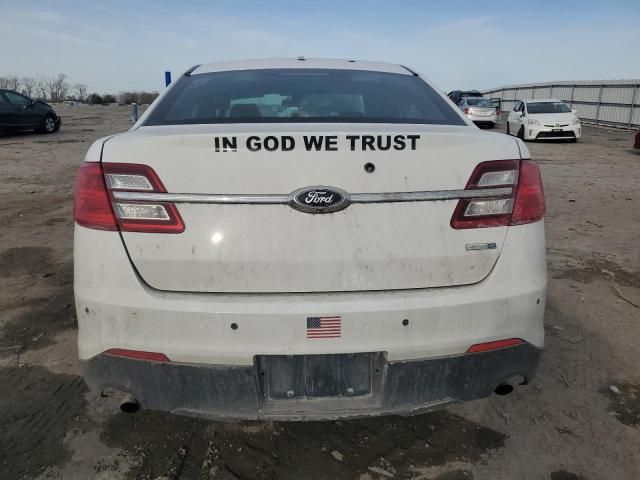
[74,59,546,420]
[460,97,499,128]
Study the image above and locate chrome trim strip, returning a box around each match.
[112,192,288,204]
[112,187,513,204]
[351,188,512,203]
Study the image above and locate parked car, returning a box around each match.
[457,97,499,128]
[447,89,483,105]
[74,58,546,420]
[634,128,640,149]
[507,99,580,142]
[0,89,61,134]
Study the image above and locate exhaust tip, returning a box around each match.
[494,383,514,396]
[120,398,141,414]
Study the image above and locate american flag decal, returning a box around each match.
[306,316,341,338]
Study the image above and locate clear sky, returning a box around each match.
[1,0,639,94]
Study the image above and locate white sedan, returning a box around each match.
[507,99,581,142]
[74,58,546,420]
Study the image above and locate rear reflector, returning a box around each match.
[467,338,524,353]
[74,162,185,234]
[451,159,544,229]
[105,348,170,362]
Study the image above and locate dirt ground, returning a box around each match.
[1,105,639,480]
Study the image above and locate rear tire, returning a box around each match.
[39,115,57,134]
[506,122,511,135]
[517,126,526,141]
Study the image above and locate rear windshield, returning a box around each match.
[466,98,492,107]
[527,102,571,114]
[144,69,465,126]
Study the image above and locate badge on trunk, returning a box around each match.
[288,186,351,214]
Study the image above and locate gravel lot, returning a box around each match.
[1,105,639,480]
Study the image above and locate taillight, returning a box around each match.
[510,160,545,225]
[74,163,118,230]
[450,159,544,229]
[464,107,469,114]
[104,163,185,233]
[74,162,184,234]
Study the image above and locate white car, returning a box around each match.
[74,58,546,420]
[456,97,499,128]
[507,99,581,142]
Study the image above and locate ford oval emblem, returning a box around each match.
[288,186,351,214]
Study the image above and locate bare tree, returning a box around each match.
[47,73,69,102]
[35,75,48,100]
[74,83,88,102]
[5,74,20,91]
[0,75,21,90]
[57,74,69,101]
[117,90,159,105]
[22,77,36,97]
[139,91,159,104]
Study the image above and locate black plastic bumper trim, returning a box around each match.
[83,343,541,420]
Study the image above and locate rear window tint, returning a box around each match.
[144,69,465,126]
[466,98,492,107]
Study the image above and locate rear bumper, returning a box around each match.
[83,342,542,420]
[467,114,498,124]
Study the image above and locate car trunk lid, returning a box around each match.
[102,124,520,293]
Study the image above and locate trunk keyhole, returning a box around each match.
[364,162,375,173]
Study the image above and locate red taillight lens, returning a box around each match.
[74,162,185,234]
[464,107,469,114]
[511,160,545,225]
[451,159,544,229]
[467,338,524,353]
[74,163,118,230]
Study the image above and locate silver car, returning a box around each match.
[457,97,498,129]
